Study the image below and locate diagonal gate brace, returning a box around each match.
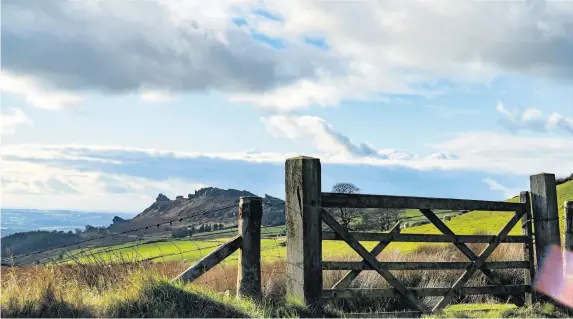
[431,209,525,311]
[321,209,431,314]
[332,222,401,289]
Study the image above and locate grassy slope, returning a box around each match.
[60,181,573,264]
[405,180,572,236]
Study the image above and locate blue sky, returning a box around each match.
[1,0,573,212]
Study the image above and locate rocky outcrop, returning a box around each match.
[156,193,170,202]
[112,216,126,224]
[125,187,286,231]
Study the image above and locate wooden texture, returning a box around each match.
[565,201,573,251]
[323,285,530,299]
[321,209,430,314]
[530,173,561,267]
[321,192,524,211]
[173,236,242,283]
[432,209,525,311]
[332,222,400,289]
[323,261,530,271]
[285,156,322,308]
[521,192,535,306]
[419,208,508,293]
[322,232,527,243]
[236,196,262,299]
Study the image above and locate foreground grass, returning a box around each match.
[3,240,572,318]
[425,302,571,318]
[2,262,570,318]
[0,264,336,318]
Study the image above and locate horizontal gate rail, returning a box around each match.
[323,261,530,271]
[322,232,527,243]
[321,193,525,211]
[323,285,530,299]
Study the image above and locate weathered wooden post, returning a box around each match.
[530,173,561,268]
[520,191,535,306]
[565,201,573,251]
[236,196,262,299]
[285,156,322,309]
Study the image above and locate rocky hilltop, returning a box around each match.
[112,187,285,231]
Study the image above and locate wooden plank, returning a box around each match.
[419,208,517,306]
[332,222,400,289]
[322,232,527,243]
[172,236,242,283]
[321,209,430,314]
[565,201,573,251]
[285,156,323,309]
[323,285,530,299]
[521,192,535,306]
[323,261,530,271]
[432,209,525,312]
[321,192,524,211]
[530,173,561,267]
[237,197,262,299]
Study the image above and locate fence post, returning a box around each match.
[530,173,561,269]
[565,201,573,251]
[236,196,262,299]
[520,191,535,306]
[285,156,322,309]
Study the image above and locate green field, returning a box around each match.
[65,180,573,265]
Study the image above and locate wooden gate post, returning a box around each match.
[520,191,535,306]
[530,173,561,268]
[565,201,573,251]
[236,196,262,299]
[285,156,322,309]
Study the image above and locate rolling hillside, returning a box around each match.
[403,180,573,238]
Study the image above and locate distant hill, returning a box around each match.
[1,209,136,237]
[2,187,285,260]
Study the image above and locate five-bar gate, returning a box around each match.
[285,156,536,315]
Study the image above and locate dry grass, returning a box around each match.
[0,238,551,317]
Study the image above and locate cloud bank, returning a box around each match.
[3,0,573,110]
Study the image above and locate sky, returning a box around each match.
[1,0,573,213]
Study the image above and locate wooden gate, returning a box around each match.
[284,156,536,315]
[319,192,534,314]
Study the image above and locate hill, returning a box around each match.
[403,179,573,239]
[1,187,285,260]
[112,187,285,231]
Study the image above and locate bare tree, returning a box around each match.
[330,182,361,231]
[357,208,402,231]
[375,208,402,231]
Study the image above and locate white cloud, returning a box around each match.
[1,107,33,135]
[3,1,573,110]
[0,73,82,110]
[262,115,413,159]
[431,131,573,176]
[4,127,572,177]
[1,159,207,211]
[496,101,573,134]
[482,177,521,199]
[140,90,175,103]
[548,112,573,134]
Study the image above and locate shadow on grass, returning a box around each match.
[108,283,251,318]
[2,281,338,318]
[3,283,92,318]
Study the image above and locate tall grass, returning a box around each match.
[2,239,536,317]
